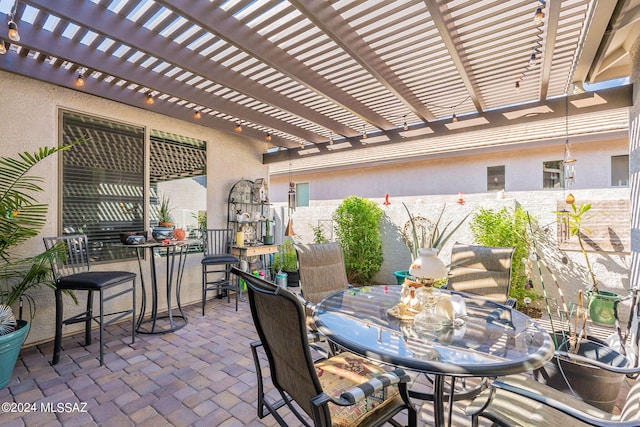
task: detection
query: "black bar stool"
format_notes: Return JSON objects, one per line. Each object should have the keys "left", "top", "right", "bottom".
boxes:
{"left": 43, "top": 234, "right": 136, "bottom": 365}
{"left": 201, "top": 229, "right": 240, "bottom": 314}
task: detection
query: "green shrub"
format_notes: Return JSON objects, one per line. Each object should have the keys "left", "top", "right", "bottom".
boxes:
{"left": 272, "top": 239, "right": 298, "bottom": 271}
{"left": 470, "top": 205, "right": 539, "bottom": 307}
{"left": 333, "top": 196, "right": 383, "bottom": 285}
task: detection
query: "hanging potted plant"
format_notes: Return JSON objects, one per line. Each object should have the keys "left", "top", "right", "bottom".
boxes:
{"left": 0, "top": 145, "right": 75, "bottom": 389}
{"left": 556, "top": 202, "right": 619, "bottom": 326}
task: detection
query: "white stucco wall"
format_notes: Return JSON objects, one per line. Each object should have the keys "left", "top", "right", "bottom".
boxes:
{"left": 1, "top": 71, "right": 269, "bottom": 346}
{"left": 270, "top": 137, "right": 628, "bottom": 201}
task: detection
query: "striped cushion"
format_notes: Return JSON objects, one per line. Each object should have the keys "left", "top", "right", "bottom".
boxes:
{"left": 315, "top": 353, "right": 401, "bottom": 427}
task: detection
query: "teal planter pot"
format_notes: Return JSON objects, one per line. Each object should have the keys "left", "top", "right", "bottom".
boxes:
{"left": 589, "top": 291, "right": 620, "bottom": 326}
{"left": 0, "top": 320, "right": 29, "bottom": 389}
{"left": 393, "top": 270, "right": 411, "bottom": 286}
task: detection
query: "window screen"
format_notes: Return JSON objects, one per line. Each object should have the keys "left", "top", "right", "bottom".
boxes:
{"left": 60, "top": 111, "right": 145, "bottom": 262}
{"left": 611, "top": 155, "right": 629, "bottom": 187}
{"left": 543, "top": 160, "right": 564, "bottom": 189}
{"left": 487, "top": 165, "right": 505, "bottom": 192}
{"left": 296, "top": 182, "right": 310, "bottom": 207}
{"left": 149, "top": 130, "right": 207, "bottom": 250}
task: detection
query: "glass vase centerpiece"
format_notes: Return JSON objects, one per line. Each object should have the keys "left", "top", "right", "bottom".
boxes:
{"left": 408, "top": 248, "right": 448, "bottom": 333}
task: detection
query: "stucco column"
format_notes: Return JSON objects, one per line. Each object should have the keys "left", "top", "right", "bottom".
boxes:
{"left": 630, "top": 34, "right": 640, "bottom": 289}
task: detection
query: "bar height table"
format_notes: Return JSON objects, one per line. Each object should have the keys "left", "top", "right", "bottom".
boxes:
{"left": 132, "top": 239, "right": 197, "bottom": 334}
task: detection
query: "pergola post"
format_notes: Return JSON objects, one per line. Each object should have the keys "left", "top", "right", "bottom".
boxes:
{"left": 629, "top": 33, "right": 640, "bottom": 290}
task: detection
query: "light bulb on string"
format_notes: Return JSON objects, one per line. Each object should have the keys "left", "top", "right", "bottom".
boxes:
{"left": 7, "top": 19, "right": 19, "bottom": 42}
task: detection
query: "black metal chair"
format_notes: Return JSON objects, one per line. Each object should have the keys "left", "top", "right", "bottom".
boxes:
{"left": 231, "top": 266, "right": 417, "bottom": 427}
{"left": 43, "top": 234, "right": 136, "bottom": 366}
{"left": 201, "top": 228, "right": 240, "bottom": 314}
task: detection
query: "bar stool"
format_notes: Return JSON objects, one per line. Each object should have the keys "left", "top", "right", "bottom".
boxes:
{"left": 43, "top": 234, "right": 136, "bottom": 365}
{"left": 201, "top": 228, "right": 240, "bottom": 314}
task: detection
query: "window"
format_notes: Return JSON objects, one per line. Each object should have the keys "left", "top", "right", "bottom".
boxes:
{"left": 611, "top": 155, "right": 629, "bottom": 187}
{"left": 60, "top": 111, "right": 145, "bottom": 262}
{"left": 149, "top": 130, "right": 207, "bottom": 249}
{"left": 543, "top": 160, "right": 564, "bottom": 189}
{"left": 487, "top": 165, "right": 505, "bottom": 192}
{"left": 296, "top": 182, "right": 310, "bottom": 207}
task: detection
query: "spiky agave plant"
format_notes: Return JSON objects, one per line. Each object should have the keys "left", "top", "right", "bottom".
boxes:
{"left": 0, "top": 304, "right": 17, "bottom": 335}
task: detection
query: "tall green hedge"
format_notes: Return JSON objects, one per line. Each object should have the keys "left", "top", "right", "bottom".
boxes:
{"left": 333, "top": 196, "right": 384, "bottom": 285}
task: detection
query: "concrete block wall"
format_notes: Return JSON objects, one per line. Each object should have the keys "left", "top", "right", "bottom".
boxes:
{"left": 274, "top": 187, "right": 630, "bottom": 314}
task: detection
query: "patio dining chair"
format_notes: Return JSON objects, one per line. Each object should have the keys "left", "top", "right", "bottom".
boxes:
{"left": 43, "top": 234, "right": 136, "bottom": 366}
{"left": 295, "top": 242, "right": 350, "bottom": 311}
{"left": 231, "top": 267, "right": 417, "bottom": 427}
{"left": 466, "top": 374, "right": 640, "bottom": 427}
{"left": 446, "top": 242, "right": 516, "bottom": 306}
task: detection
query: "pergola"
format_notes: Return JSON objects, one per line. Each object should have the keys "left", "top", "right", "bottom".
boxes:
{"left": 1, "top": 0, "right": 638, "bottom": 170}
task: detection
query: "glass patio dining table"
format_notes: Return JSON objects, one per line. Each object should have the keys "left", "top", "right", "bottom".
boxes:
{"left": 313, "top": 285, "right": 554, "bottom": 427}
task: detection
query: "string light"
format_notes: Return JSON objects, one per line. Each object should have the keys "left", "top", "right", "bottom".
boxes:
{"left": 146, "top": 93, "right": 154, "bottom": 105}
{"left": 451, "top": 107, "right": 458, "bottom": 123}
{"left": 0, "top": 41, "right": 7, "bottom": 55}
{"left": 194, "top": 110, "right": 201, "bottom": 119}
{"left": 235, "top": 122, "right": 242, "bottom": 132}
{"left": 265, "top": 133, "right": 272, "bottom": 142}
{"left": 533, "top": 1, "right": 545, "bottom": 25}
{"left": 361, "top": 124, "right": 367, "bottom": 139}
{"left": 515, "top": 1, "right": 545, "bottom": 91}
{"left": 7, "top": 1, "right": 19, "bottom": 42}
{"left": 75, "top": 73, "right": 84, "bottom": 87}
{"left": 403, "top": 114, "right": 409, "bottom": 131}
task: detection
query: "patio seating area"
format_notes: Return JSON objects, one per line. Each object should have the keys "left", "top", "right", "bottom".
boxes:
{"left": 1, "top": 288, "right": 634, "bottom": 427}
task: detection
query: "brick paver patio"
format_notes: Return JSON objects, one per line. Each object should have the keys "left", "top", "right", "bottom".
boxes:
{"left": 0, "top": 290, "right": 634, "bottom": 426}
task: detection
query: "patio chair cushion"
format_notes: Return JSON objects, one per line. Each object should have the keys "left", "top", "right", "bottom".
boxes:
{"left": 201, "top": 254, "right": 240, "bottom": 265}
{"left": 56, "top": 271, "right": 137, "bottom": 290}
{"left": 315, "top": 352, "right": 403, "bottom": 427}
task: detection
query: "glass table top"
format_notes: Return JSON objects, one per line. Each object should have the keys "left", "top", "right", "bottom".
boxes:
{"left": 313, "top": 285, "right": 554, "bottom": 377}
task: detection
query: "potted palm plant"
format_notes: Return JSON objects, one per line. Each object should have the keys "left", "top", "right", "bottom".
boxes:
{"left": 0, "top": 145, "right": 74, "bottom": 389}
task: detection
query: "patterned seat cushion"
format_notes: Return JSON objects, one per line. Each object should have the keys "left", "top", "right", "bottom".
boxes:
{"left": 315, "top": 353, "right": 402, "bottom": 427}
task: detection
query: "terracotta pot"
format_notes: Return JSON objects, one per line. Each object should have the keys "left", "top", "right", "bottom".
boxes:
{"left": 173, "top": 228, "right": 186, "bottom": 241}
